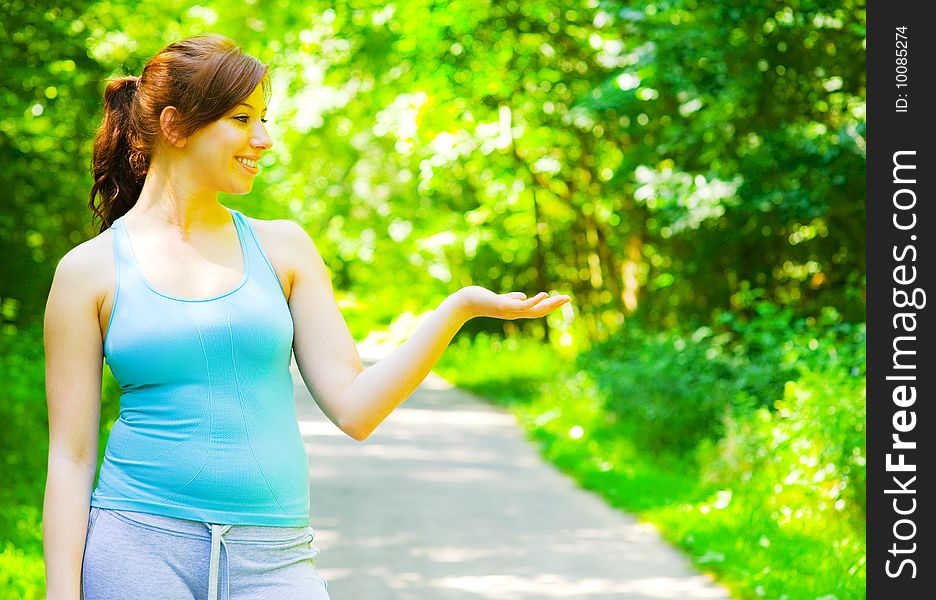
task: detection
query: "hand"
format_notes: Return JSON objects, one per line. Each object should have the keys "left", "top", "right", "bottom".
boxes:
{"left": 456, "top": 285, "right": 572, "bottom": 320}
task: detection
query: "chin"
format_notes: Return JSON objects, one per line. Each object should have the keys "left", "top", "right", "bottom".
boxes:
{"left": 223, "top": 183, "right": 253, "bottom": 195}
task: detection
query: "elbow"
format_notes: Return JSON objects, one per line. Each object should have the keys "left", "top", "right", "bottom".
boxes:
{"left": 48, "top": 444, "right": 99, "bottom": 471}
{"left": 343, "top": 421, "right": 372, "bottom": 442}
{"left": 337, "top": 371, "right": 373, "bottom": 441}
{"left": 342, "top": 428, "right": 371, "bottom": 442}
{"left": 349, "top": 430, "right": 370, "bottom": 442}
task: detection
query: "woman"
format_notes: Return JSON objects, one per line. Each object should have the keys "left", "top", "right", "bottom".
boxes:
{"left": 42, "top": 33, "right": 570, "bottom": 599}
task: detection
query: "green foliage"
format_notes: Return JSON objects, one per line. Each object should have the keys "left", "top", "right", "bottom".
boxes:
{"left": 0, "top": 324, "right": 47, "bottom": 599}
{"left": 577, "top": 303, "right": 864, "bottom": 464}
{"left": 1, "top": 0, "right": 865, "bottom": 344}
{"left": 0, "top": 324, "right": 48, "bottom": 500}
{"left": 578, "top": 305, "right": 864, "bottom": 461}
{"left": 675, "top": 364, "right": 866, "bottom": 599}
{"left": 580, "top": 323, "right": 738, "bottom": 459}
{"left": 0, "top": 0, "right": 113, "bottom": 326}
{"left": 584, "top": 0, "right": 866, "bottom": 326}
{"left": 443, "top": 332, "right": 569, "bottom": 406}
{"left": 698, "top": 365, "right": 867, "bottom": 524}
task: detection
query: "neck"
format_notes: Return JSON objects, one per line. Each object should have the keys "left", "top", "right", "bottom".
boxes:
{"left": 131, "top": 159, "right": 229, "bottom": 235}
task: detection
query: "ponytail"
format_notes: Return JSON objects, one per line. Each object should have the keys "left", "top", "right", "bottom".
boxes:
{"left": 88, "top": 76, "right": 146, "bottom": 233}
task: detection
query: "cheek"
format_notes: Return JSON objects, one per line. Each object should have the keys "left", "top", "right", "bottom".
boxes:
{"left": 186, "top": 125, "right": 244, "bottom": 170}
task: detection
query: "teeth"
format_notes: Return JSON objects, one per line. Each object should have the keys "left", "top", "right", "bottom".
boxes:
{"left": 236, "top": 157, "right": 258, "bottom": 168}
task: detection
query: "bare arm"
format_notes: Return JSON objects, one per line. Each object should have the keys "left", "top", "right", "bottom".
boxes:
{"left": 337, "top": 291, "right": 470, "bottom": 440}
{"left": 340, "top": 287, "right": 568, "bottom": 440}
{"left": 42, "top": 247, "right": 105, "bottom": 600}
{"left": 284, "top": 220, "right": 569, "bottom": 441}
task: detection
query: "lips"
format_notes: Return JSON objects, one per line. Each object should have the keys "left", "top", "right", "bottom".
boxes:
{"left": 235, "top": 157, "right": 259, "bottom": 174}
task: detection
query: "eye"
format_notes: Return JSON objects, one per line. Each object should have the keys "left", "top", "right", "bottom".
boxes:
{"left": 234, "top": 116, "right": 269, "bottom": 124}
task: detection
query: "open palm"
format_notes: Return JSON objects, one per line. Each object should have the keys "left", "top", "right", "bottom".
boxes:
{"left": 457, "top": 285, "right": 571, "bottom": 320}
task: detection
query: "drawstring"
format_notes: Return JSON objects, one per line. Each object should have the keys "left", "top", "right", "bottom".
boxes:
{"left": 202, "top": 522, "right": 320, "bottom": 598}
{"left": 206, "top": 523, "right": 232, "bottom": 600}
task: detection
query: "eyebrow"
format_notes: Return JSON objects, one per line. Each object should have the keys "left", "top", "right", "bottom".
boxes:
{"left": 237, "top": 103, "right": 268, "bottom": 112}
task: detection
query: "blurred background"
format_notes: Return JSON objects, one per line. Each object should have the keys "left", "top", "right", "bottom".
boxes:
{"left": 1, "top": 1, "right": 865, "bottom": 598}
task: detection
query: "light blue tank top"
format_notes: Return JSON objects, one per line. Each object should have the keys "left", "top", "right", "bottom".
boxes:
{"left": 90, "top": 207, "right": 310, "bottom": 526}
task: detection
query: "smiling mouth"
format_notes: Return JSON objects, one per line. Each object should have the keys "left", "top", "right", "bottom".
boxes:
{"left": 236, "top": 157, "right": 259, "bottom": 173}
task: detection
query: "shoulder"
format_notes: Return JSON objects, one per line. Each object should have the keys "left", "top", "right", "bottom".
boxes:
{"left": 243, "top": 213, "right": 314, "bottom": 242}
{"left": 61, "top": 227, "right": 114, "bottom": 271}
{"left": 239, "top": 213, "right": 329, "bottom": 293}
{"left": 50, "top": 228, "right": 115, "bottom": 311}
{"left": 241, "top": 213, "right": 322, "bottom": 260}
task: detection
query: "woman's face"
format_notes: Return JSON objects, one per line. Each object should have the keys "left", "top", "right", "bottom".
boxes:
{"left": 181, "top": 82, "right": 273, "bottom": 195}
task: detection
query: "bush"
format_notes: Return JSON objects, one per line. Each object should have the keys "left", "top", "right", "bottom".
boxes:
{"left": 578, "top": 324, "right": 738, "bottom": 458}
{"left": 578, "top": 305, "right": 865, "bottom": 463}
{"left": 0, "top": 323, "right": 48, "bottom": 500}
{"left": 699, "top": 364, "right": 867, "bottom": 527}
{"left": 0, "top": 323, "right": 48, "bottom": 599}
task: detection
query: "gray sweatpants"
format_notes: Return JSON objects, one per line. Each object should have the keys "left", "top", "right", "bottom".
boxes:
{"left": 80, "top": 506, "right": 330, "bottom": 600}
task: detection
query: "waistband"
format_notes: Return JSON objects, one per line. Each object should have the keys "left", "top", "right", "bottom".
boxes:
{"left": 96, "top": 507, "right": 316, "bottom": 600}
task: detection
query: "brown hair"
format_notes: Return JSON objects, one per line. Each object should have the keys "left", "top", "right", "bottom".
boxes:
{"left": 88, "top": 33, "right": 270, "bottom": 233}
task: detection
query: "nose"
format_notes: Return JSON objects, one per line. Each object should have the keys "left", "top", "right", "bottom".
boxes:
{"left": 251, "top": 122, "right": 273, "bottom": 152}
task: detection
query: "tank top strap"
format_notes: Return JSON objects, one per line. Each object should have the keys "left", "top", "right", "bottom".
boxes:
{"left": 226, "top": 207, "right": 255, "bottom": 271}
{"left": 227, "top": 207, "right": 287, "bottom": 301}
{"left": 108, "top": 215, "right": 143, "bottom": 290}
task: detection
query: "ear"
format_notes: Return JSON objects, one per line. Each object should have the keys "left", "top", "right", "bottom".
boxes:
{"left": 159, "top": 106, "right": 187, "bottom": 148}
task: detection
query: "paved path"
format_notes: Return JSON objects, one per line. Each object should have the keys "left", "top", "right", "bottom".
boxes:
{"left": 291, "top": 357, "right": 731, "bottom": 600}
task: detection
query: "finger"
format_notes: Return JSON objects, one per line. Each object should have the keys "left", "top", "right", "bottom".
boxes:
{"left": 507, "top": 291, "right": 527, "bottom": 299}
{"left": 536, "top": 295, "right": 570, "bottom": 312}
{"left": 544, "top": 295, "right": 568, "bottom": 306}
